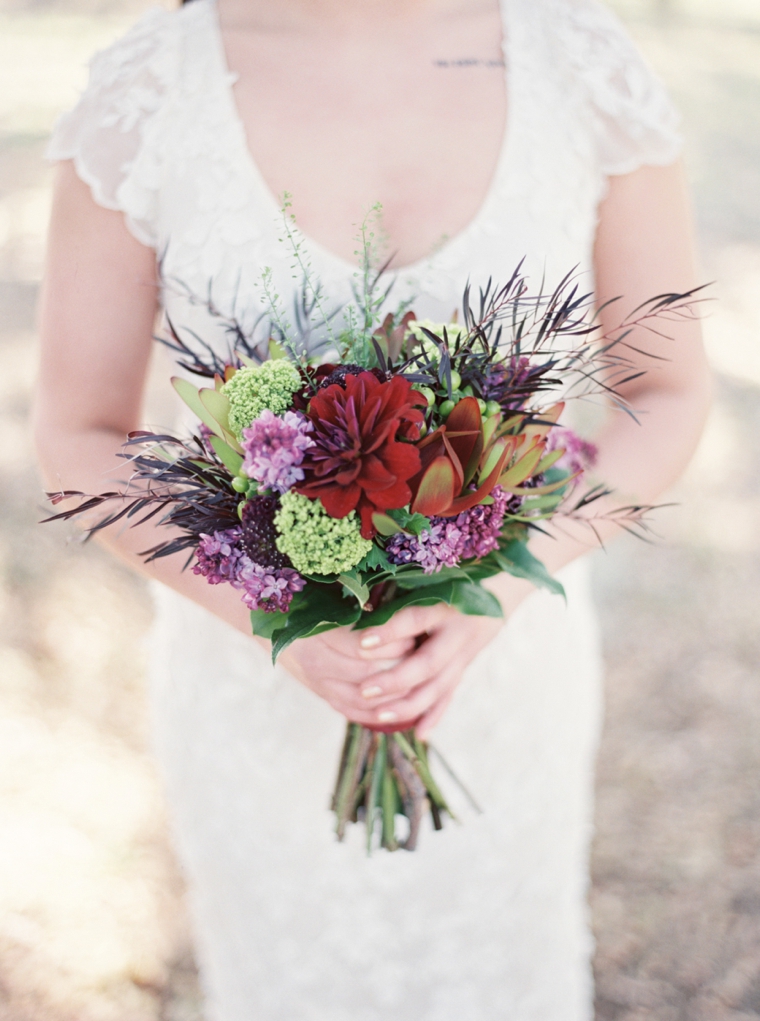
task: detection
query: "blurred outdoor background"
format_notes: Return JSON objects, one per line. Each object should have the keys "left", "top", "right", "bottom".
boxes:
{"left": 0, "top": 0, "right": 759, "bottom": 1017}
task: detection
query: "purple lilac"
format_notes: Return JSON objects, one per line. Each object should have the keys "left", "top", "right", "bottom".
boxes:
{"left": 386, "top": 486, "right": 509, "bottom": 574}
{"left": 193, "top": 527, "right": 305, "bottom": 612}
{"left": 237, "top": 561, "right": 305, "bottom": 613}
{"left": 193, "top": 528, "right": 247, "bottom": 585}
{"left": 385, "top": 519, "right": 465, "bottom": 574}
{"left": 546, "top": 427, "right": 597, "bottom": 479}
{"left": 455, "top": 485, "right": 510, "bottom": 560}
{"left": 241, "top": 410, "right": 314, "bottom": 494}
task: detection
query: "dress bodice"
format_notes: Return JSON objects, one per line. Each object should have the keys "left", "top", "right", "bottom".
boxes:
{"left": 48, "top": 0, "right": 681, "bottom": 349}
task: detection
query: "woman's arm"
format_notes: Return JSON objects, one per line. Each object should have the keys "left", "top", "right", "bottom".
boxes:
{"left": 34, "top": 162, "right": 413, "bottom": 694}
{"left": 352, "top": 161, "right": 712, "bottom": 737}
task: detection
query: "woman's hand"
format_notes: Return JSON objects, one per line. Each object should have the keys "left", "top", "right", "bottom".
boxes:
{"left": 288, "top": 573, "right": 533, "bottom": 738}
{"left": 278, "top": 625, "right": 416, "bottom": 718}
{"left": 352, "top": 605, "right": 504, "bottom": 739}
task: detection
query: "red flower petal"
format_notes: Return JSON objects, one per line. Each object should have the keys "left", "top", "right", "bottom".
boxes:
{"left": 318, "top": 484, "right": 361, "bottom": 519}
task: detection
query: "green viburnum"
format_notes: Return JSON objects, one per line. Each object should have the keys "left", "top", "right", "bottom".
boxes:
{"left": 274, "top": 492, "right": 373, "bottom": 576}
{"left": 222, "top": 360, "right": 302, "bottom": 434}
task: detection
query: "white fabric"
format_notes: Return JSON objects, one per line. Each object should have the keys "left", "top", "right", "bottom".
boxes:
{"left": 48, "top": 1, "right": 681, "bottom": 1018}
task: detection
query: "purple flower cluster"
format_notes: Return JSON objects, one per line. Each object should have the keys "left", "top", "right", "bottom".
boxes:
{"left": 241, "top": 410, "right": 314, "bottom": 494}
{"left": 193, "top": 527, "right": 304, "bottom": 612}
{"left": 386, "top": 486, "right": 509, "bottom": 574}
{"left": 237, "top": 561, "right": 305, "bottom": 613}
{"left": 456, "top": 486, "right": 510, "bottom": 560}
{"left": 546, "top": 427, "right": 597, "bottom": 480}
{"left": 385, "top": 519, "right": 465, "bottom": 574}
{"left": 193, "top": 529, "right": 247, "bottom": 585}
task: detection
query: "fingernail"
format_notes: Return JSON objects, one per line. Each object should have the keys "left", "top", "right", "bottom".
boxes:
{"left": 378, "top": 710, "right": 398, "bottom": 723}
{"left": 362, "top": 685, "right": 383, "bottom": 699}
{"left": 360, "top": 634, "right": 381, "bottom": 649}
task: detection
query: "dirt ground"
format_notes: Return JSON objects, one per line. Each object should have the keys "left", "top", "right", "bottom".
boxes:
{"left": 0, "top": 1, "right": 759, "bottom": 1018}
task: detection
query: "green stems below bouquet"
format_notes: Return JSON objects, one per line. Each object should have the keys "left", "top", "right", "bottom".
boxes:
{"left": 332, "top": 723, "right": 454, "bottom": 852}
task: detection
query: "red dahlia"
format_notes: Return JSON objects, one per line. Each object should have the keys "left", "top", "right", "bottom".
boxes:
{"left": 295, "top": 371, "right": 426, "bottom": 538}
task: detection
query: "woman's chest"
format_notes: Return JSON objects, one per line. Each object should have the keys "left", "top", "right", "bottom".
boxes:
{"left": 158, "top": 0, "right": 603, "bottom": 319}
{"left": 218, "top": 4, "right": 508, "bottom": 268}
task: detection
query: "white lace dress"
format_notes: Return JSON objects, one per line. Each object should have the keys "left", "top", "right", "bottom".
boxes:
{"left": 48, "top": 2, "right": 681, "bottom": 1018}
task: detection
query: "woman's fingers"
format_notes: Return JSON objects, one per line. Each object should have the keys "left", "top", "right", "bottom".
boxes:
{"left": 362, "top": 665, "right": 462, "bottom": 728}
{"left": 320, "top": 626, "right": 416, "bottom": 663}
{"left": 357, "top": 627, "right": 451, "bottom": 701}
{"left": 355, "top": 604, "right": 455, "bottom": 656}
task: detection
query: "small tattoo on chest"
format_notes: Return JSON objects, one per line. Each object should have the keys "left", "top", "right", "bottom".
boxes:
{"left": 433, "top": 57, "right": 505, "bottom": 69}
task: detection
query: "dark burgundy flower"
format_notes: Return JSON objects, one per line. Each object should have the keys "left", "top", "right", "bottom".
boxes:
{"left": 295, "top": 371, "right": 426, "bottom": 538}
{"left": 240, "top": 495, "right": 292, "bottom": 570}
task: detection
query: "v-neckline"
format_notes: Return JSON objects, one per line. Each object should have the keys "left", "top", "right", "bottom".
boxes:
{"left": 206, "top": 0, "right": 517, "bottom": 277}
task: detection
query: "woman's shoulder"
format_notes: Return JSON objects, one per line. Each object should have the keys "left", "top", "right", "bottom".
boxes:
{"left": 46, "top": 1, "right": 217, "bottom": 244}
{"left": 521, "top": 0, "right": 683, "bottom": 175}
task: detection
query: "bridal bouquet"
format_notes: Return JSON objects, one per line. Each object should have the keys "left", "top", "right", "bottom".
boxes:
{"left": 45, "top": 230, "right": 698, "bottom": 851}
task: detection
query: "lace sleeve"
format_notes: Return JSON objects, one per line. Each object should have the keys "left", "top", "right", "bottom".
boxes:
{"left": 556, "top": 0, "right": 682, "bottom": 176}
{"left": 46, "top": 7, "right": 178, "bottom": 247}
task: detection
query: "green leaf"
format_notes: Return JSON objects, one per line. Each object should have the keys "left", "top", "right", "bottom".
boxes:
{"left": 393, "top": 565, "right": 474, "bottom": 589}
{"left": 386, "top": 508, "right": 432, "bottom": 536}
{"left": 198, "top": 388, "right": 242, "bottom": 452}
{"left": 534, "top": 448, "right": 565, "bottom": 474}
{"left": 449, "top": 582, "right": 503, "bottom": 618}
{"left": 520, "top": 493, "right": 565, "bottom": 511}
{"left": 339, "top": 571, "right": 371, "bottom": 608}
{"left": 462, "top": 555, "right": 505, "bottom": 583}
{"left": 495, "top": 539, "right": 566, "bottom": 598}
{"left": 355, "top": 576, "right": 503, "bottom": 628}
{"left": 172, "top": 377, "right": 224, "bottom": 438}
{"left": 354, "top": 583, "right": 457, "bottom": 629}
{"left": 371, "top": 512, "right": 402, "bottom": 536}
{"left": 270, "top": 586, "right": 362, "bottom": 661}
{"left": 356, "top": 544, "right": 395, "bottom": 573}
{"left": 250, "top": 607, "right": 290, "bottom": 639}
{"left": 209, "top": 435, "right": 244, "bottom": 475}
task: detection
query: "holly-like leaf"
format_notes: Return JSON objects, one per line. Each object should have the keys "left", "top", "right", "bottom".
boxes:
{"left": 357, "top": 544, "right": 395, "bottom": 573}
{"left": 385, "top": 508, "right": 432, "bottom": 536}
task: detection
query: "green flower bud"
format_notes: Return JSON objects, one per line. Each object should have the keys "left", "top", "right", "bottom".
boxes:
{"left": 485, "top": 400, "right": 502, "bottom": 418}
{"left": 231, "top": 476, "right": 247, "bottom": 493}
{"left": 448, "top": 369, "right": 462, "bottom": 392}
{"left": 222, "top": 360, "right": 301, "bottom": 434}
{"left": 439, "top": 399, "right": 456, "bottom": 419}
{"left": 414, "top": 385, "right": 436, "bottom": 407}
{"left": 274, "top": 491, "right": 373, "bottom": 576}
{"left": 477, "top": 398, "right": 487, "bottom": 414}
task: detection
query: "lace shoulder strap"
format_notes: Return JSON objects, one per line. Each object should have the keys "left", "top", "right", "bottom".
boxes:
{"left": 549, "top": 0, "right": 682, "bottom": 175}
{"left": 46, "top": 5, "right": 182, "bottom": 246}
